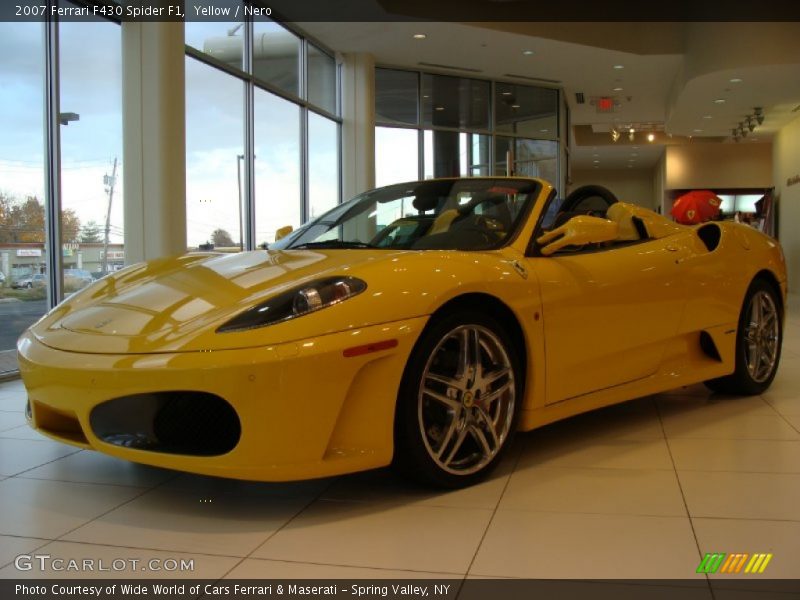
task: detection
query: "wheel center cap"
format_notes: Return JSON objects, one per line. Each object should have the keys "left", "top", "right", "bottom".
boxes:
{"left": 462, "top": 391, "right": 474, "bottom": 408}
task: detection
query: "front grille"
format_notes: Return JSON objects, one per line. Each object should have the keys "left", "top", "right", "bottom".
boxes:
{"left": 90, "top": 391, "right": 241, "bottom": 456}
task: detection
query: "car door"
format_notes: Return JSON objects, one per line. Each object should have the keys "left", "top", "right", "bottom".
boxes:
{"left": 531, "top": 234, "right": 692, "bottom": 404}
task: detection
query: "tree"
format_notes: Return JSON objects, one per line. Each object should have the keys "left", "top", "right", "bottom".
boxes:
{"left": 0, "top": 192, "right": 81, "bottom": 243}
{"left": 80, "top": 220, "right": 103, "bottom": 243}
{"left": 211, "top": 228, "right": 235, "bottom": 247}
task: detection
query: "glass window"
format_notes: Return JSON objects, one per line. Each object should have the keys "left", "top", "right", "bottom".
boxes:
{"left": 0, "top": 22, "right": 47, "bottom": 358}
{"left": 423, "top": 131, "right": 490, "bottom": 179}
{"left": 308, "top": 112, "right": 339, "bottom": 219}
{"left": 59, "top": 15, "right": 123, "bottom": 287}
{"left": 273, "top": 178, "right": 538, "bottom": 252}
{"left": 375, "top": 68, "right": 418, "bottom": 125}
{"left": 307, "top": 44, "right": 336, "bottom": 114}
{"left": 252, "top": 20, "right": 300, "bottom": 96}
{"left": 494, "top": 137, "right": 558, "bottom": 185}
{"left": 254, "top": 88, "right": 301, "bottom": 247}
{"left": 185, "top": 56, "right": 245, "bottom": 250}
{"left": 515, "top": 139, "right": 558, "bottom": 184}
{"left": 185, "top": 2, "right": 245, "bottom": 72}
{"left": 421, "top": 73, "right": 490, "bottom": 130}
{"left": 495, "top": 83, "right": 558, "bottom": 139}
{"left": 376, "top": 127, "right": 419, "bottom": 186}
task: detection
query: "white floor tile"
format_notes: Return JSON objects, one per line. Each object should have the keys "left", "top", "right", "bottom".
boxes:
{"left": 0, "top": 411, "right": 26, "bottom": 432}
{"left": 679, "top": 471, "right": 800, "bottom": 521}
{"left": 252, "top": 499, "right": 492, "bottom": 574}
{"left": 225, "top": 558, "right": 455, "bottom": 579}
{"left": 517, "top": 433, "right": 674, "bottom": 470}
{"left": 0, "top": 478, "right": 144, "bottom": 538}
{"left": 500, "top": 466, "right": 686, "bottom": 516}
{"left": 321, "top": 456, "right": 514, "bottom": 510}
{"left": 669, "top": 438, "right": 800, "bottom": 473}
{"left": 63, "top": 487, "right": 314, "bottom": 557}
{"left": 0, "top": 438, "right": 81, "bottom": 477}
{"left": 19, "top": 450, "right": 175, "bottom": 488}
{"left": 471, "top": 511, "right": 702, "bottom": 579}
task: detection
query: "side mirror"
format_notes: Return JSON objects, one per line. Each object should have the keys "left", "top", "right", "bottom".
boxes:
{"left": 537, "top": 215, "right": 619, "bottom": 256}
{"left": 274, "top": 225, "right": 294, "bottom": 242}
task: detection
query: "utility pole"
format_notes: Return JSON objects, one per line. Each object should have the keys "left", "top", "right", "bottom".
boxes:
{"left": 102, "top": 157, "right": 117, "bottom": 274}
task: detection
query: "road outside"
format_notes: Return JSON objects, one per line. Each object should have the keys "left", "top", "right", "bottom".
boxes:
{"left": 0, "top": 298, "right": 47, "bottom": 351}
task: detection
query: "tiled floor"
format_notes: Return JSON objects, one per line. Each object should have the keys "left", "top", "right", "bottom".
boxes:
{"left": 0, "top": 296, "right": 798, "bottom": 583}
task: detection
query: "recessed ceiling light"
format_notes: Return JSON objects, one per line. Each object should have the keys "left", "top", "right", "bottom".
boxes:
{"left": 631, "top": 153, "right": 638, "bottom": 157}
{"left": 729, "top": 77, "right": 742, "bottom": 83}
{"left": 522, "top": 50, "right": 534, "bottom": 55}
{"left": 592, "top": 153, "right": 599, "bottom": 157}
{"left": 632, "top": 146, "right": 639, "bottom": 150}
{"left": 713, "top": 98, "right": 726, "bottom": 104}
{"left": 613, "top": 64, "right": 625, "bottom": 70}
{"left": 593, "top": 165, "right": 600, "bottom": 169}
{"left": 540, "top": 129, "right": 549, "bottom": 133}
{"left": 434, "top": 106, "right": 445, "bottom": 111}
{"left": 593, "top": 160, "right": 600, "bottom": 163}
{"left": 627, "top": 164, "right": 633, "bottom": 168}
{"left": 501, "top": 91, "right": 512, "bottom": 96}
{"left": 694, "top": 129, "right": 703, "bottom": 133}
{"left": 613, "top": 87, "right": 624, "bottom": 92}
{"left": 422, "top": 95, "right": 429, "bottom": 99}
{"left": 702, "top": 115, "right": 713, "bottom": 119}
{"left": 413, "top": 33, "right": 427, "bottom": 40}
{"left": 511, "top": 104, "right": 520, "bottom": 109}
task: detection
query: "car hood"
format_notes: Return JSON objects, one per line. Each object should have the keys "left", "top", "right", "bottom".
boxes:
{"left": 31, "top": 249, "right": 426, "bottom": 354}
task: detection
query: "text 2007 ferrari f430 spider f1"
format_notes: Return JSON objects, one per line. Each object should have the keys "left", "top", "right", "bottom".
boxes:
{"left": 18, "top": 178, "right": 787, "bottom": 487}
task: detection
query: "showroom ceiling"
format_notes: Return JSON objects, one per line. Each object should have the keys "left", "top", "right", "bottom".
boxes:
{"left": 299, "top": 20, "right": 800, "bottom": 170}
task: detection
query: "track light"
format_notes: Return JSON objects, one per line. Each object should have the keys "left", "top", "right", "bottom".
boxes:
{"left": 628, "top": 127, "right": 635, "bottom": 142}
{"left": 611, "top": 128, "right": 620, "bottom": 142}
{"left": 746, "top": 116, "right": 755, "bottom": 132}
{"left": 754, "top": 107, "right": 764, "bottom": 125}
{"left": 647, "top": 133, "right": 655, "bottom": 142}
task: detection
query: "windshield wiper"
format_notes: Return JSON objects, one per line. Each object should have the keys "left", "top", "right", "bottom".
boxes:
{"left": 291, "top": 240, "right": 375, "bottom": 249}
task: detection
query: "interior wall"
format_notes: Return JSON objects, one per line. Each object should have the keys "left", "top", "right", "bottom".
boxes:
{"left": 569, "top": 168, "right": 656, "bottom": 208}
{"left": 665, "top": 143, "right": 773, "bottom": 191}
{"left": 774, "top": 113, "right": 800, "bottom": 293}
{"left": 653, "top": 152, "right": 667, "bottom": 214}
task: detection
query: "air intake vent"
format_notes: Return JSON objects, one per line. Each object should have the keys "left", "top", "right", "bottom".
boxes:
{"left": 575, "top": 92, "right": 585, "bottom": 104}
{"left": 418, "top": 62, "right": 482, "bottom": 74}
{"left": 503, "top": 73, "right": 561, "bottom": 84}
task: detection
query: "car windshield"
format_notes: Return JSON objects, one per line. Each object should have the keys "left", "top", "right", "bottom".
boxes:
{"left": 272, "top": 178, "right": 540, "bottom": 251}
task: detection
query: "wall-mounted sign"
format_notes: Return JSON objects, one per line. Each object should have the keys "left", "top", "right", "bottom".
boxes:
{"left": 787, "top": 174, "right": 800, "bottom": 187}
{"left": 16, "top": 249, "right": 42, "bottom": 257}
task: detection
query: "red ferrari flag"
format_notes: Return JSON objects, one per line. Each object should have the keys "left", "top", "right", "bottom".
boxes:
{"left": 671, "top": 190, "right": 722, "bottom": 224}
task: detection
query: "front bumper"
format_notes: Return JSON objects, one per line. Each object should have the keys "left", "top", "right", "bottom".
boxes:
{"left": 18, "top": 316, "right": 427, "bottom": 481}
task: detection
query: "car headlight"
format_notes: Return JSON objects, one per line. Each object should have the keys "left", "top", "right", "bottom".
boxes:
{"left": 217, "top": 276, "right": 367, "bottom": 333}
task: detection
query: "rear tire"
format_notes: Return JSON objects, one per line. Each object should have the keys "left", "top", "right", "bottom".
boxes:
{"left": 393, "top": 310, "right": 521, "bottom": 488}
{"left": 705, "top": 278, "right": 782, "bottom": 395}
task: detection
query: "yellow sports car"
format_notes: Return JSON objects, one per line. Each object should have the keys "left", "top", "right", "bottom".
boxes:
{"left": 18, "top": 178, "right": 787, "bottom": 487}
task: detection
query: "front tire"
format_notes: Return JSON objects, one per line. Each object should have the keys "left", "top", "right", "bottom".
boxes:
{"left": 705, "top": 278, "right": 782, "bottom": 395}
{"left": 394, "top": 311, "right": 521, "bottom": 488}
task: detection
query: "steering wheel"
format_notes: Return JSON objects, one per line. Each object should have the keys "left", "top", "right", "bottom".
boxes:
{"left": 559, "top": 184, "right": 619, "bottom": 216}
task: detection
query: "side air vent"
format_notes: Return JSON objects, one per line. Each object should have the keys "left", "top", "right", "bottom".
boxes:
{"left": 700, "top": 331, "right": 722, "bottom": 362}
{"left": 697, "top": 223, "right": 722, "bottom": 252}
{"left": 575, "top": 92, "right": 585, "bottom": 104}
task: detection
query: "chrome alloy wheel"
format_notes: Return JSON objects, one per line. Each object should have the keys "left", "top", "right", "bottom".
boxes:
{"left": 743, "top": 290, "right": 780, "bottom": 383}
{"left": 418, "top": 324, "right": 516, "bottom": 476}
